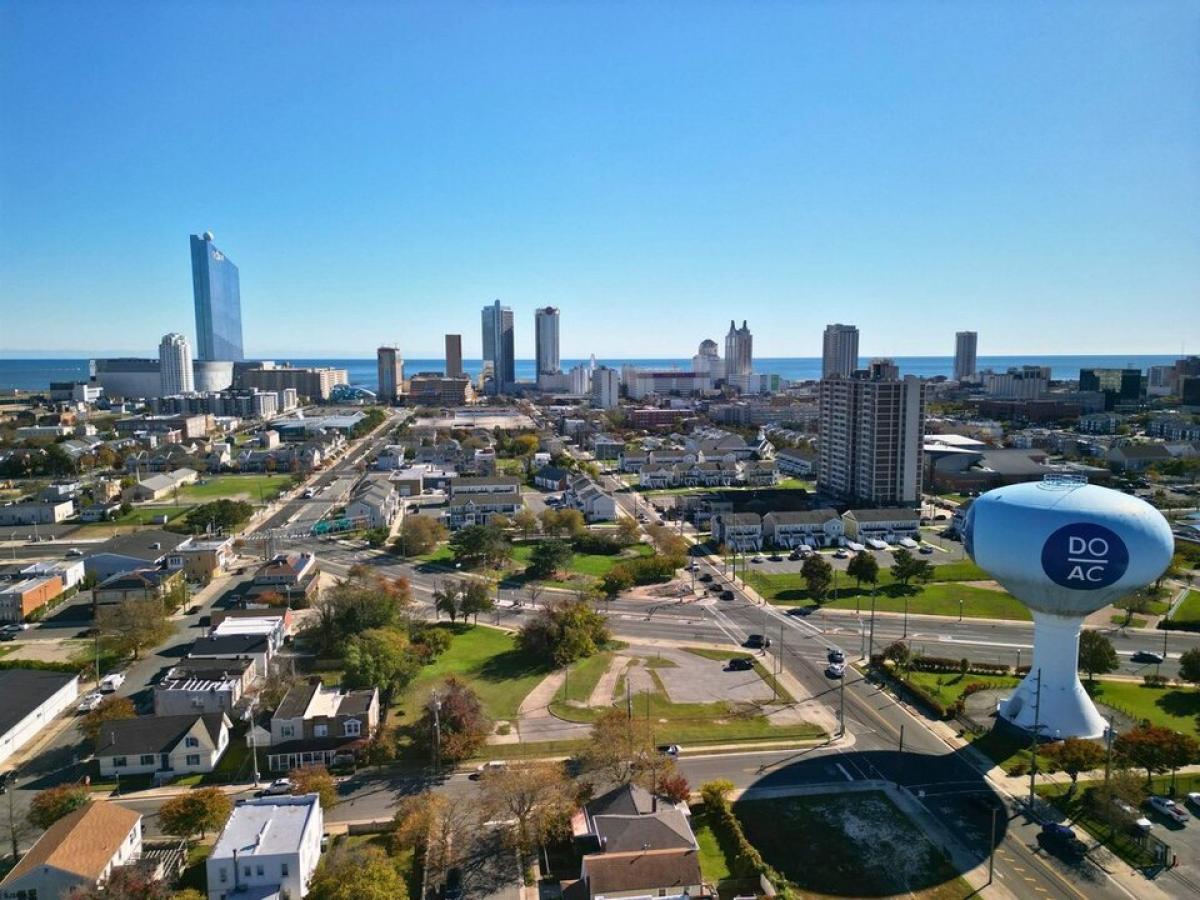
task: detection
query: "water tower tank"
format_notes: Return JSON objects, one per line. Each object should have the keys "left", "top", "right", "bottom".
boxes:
{"left": 964, "top": 476, "right": 1173, "bottom": 738}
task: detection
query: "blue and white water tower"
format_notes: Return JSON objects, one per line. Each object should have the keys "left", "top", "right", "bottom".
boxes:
{"left": 964, "top": 476, "right": 1174, "bottom": 739}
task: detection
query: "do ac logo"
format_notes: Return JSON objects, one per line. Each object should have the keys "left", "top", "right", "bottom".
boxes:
{"left": 1040, "top": 522, "right": 1129, "bottom": 590}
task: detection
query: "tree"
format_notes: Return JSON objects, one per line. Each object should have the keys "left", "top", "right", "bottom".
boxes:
{"left": 343, "top": 627, "right": 419, "bottom": 697}
{"left": 80, "top": 695, "right": 137, "bottom": 743}
{"left": 700, "top": 779, "right": 735, "bottom": 810}
{"left": 390, "top": 790, "right": 446, "bottom": 854}
{"left": 1090, "top": 767, "right": 1147, "bottom": 830}
{"left": 290, "top": 765, "right": 338, "bottom": 809}
{"left": 450, "top": 524, "right": 512, "bottom": 569}
{"left": 1043, "top": 738, "right": 1106, "bottom": 795}
{"left": 1115, "top": 724, "right": 1177, "bottom": 784}
{"left": 308, "top": 845, "right": 408, "bottom": 900}
{"left": 158, "top": 787, "right": 232, "bottom": 841}
{"left": 658, "top": 773, "right": 691, "bottom": 804}
{"left": 518, "top": 597, "right": 610, "bottom": 667}
{"left": 1180, "top": 647, "right": 1200, "bottom": 686}
{"left": 67, "top": 865, "right": 171, "bottom": 899}
{"left": 539, "top": 508, "right": 565, "bottom": 537}
{"left": 513, "top": 508, "right": 539, "bottom": 540}
{"left": 846, "top": 551, "right": 879, "bottom": 590}
{"left": 27, "top": 784, "right": 90, "bottom": 830}
{"left": 600, "top": 567, "right": 634, "bottom": 599}
{"left": 433, "top": 582, "right": 462, "bottom": 622}
{"left": 458, "top": 579, "right": 495, "bottom": 624}
{"left": 616, "top": 517, "right": 641, "bottom": 546}
{"left": 311, "top": 569, "right": 412, "bottom": 653}
{"left": 556, "top": 509, "right": 587, "bottom": 538}
{"left": 881, "top": 640, "right": 912, "bottom": 671}
{"left": 577, "top": 709, "right": 661, "bottom": 786}
{"left": 184, "top": 498, "right": 254, "bottom": 533}
{"left": 890, "top": 549, "right": 923, "bottom": 587}
{"left": 645, "top": 524, "right": 687, "bottom": 559}
{"left": 479, "top": 761, "right": 573, "bottom": 858}
{"left": 395, "top": 515, "right": 447, "bottom": 556}
{"left": 1163, "top": 729, "right": 1200, "bottom": 791}
{"left": 1077, "top": 630, "right": 1119, "bottom": 684}
{"left": 97, "top": 599, "right": 172, "bottom": 661}
{"left": 800, "top": 554, "right": 833, "bottom": 600}
{"left": 419, "top": 677, "right": 491, "bottom": 763}
{"left": 528, "top": 540, "right": 575, "bottom": 579}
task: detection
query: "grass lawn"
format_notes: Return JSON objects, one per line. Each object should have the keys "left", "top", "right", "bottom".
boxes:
{"left": 1170, "top": 590, "right": 1200, "bottom": 624}
{"left": 113, "top": 504, "right": 191, "bottom": 525}
{"left": 550, "top": 651, "right": 614, "bottom": 712}
{"left": 1115, "top": 594, "right": 1171, "bottom": 617}
{"left": 177, "top": 843, "right": 211, "bottom": 893}
{"left": 1086, "top": 680, "right": 1200, "bottom": 737}
{"left": 734, "top": 793, "right": 973, "bottom": 899}
{"left": 1110, "top": 615, "right": 1149, "bottom": 628}
{"left": 392, "top": 624, "right": 548, "bottom": 729}
{"left": 204, "top": 738, "right": 254, "bottom": 783}
{"left": 509, "top": 540, "right": 653, "bottom": 579}
{"left": 415, "top": 545, "right": 456, "bottom": 566}
{"left": 691, "top": 806, "right": 759, "bottom": 900}
{"left": 178, "top": 474, "right": 291, "bottom": 502}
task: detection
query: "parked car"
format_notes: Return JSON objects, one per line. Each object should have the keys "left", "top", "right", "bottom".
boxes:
{"left": 827, "top": 648, "right": 845, "bottom": 664}
{"left": 720, "top": 590, "right": 735, "bottom": 601}
{"left": 98, "top": 672, "right": 125, "bottom": 693}
{"left": 65, "top": 548, "right": 84, "bottom": 557}
{"left": 261, "top": 778, "right": 295, "bottom": 796}
{"left": 685, "top": 562, "right": 699, "bottom": 571}
{"left": 768, "top": 554, "right": 782, "bottom": 562}
{"left": 744, "top": 634, "right": 771, "bottom": 649}
{"left": 918, "top": 545, "right": 934, "bottom": 555}
{"left": 658, "top": 744, "right": 681, "bottom": 757}
{"left": 728, "top": 657, "right": 755, "bottom": 671}
{"left": 751, "top": 556, "right": 765, "bottom": 564}
{"left": 77, "top": 692, "right": 104, "bottom": 713}
{"left": 471, "top": 761, "right": 508, "bottom": 780}
{"left": 0, "top": 624, "right": 21, "bottom": 634}
{"left": 0, "top": 633, "right": 14, "bottom": 642}
{"left": 1148, "top": 795, "right": 1189, "bottom": 825}
{"left": 1132, "top": 650, "right": 1165, "bottom": 664}
{"left": 699, "top": 573, "right": 713, "bottom": 583}
{"left": 787, "top": 551, "right": 802, "bottom": 561}
{"left": 825, "top": 662, "right": 846, "bottom": 679}
{"left": 1186, "top": 792, "right": 1200, "bottom": 814}
{"left": 833, "top": 550, "right": 849, "bottom": 559}
{"left": 1112, "top": 799, "right": 1153, "bottom": 832}
{"left": 1038, "top": 823, "right": 1087, "bottom": 859}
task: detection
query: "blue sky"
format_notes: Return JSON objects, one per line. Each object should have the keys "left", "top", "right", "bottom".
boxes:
{"left": 1, "top": 1, "right": 1197, "bottom": 360}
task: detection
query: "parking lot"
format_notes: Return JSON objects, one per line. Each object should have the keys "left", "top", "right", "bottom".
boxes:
{"left": 736, "top": 529, "right": 967, "bottom": 577}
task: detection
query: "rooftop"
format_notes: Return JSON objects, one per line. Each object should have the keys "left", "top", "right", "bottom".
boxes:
{"left": 0, "top": 802, "right": 140, "bottom": 888}
{"left": 0, "top": 669, "right": 78, "bottom": 738}
{"left": 211, "top": 795, "right": 320, "bottom": 860}
{"left": 94, "top": 713, "right": 227, "bottom": 757}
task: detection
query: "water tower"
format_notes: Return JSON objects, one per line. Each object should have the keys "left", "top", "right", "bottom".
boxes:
{"left": 964, "top": 475, "right": 1174, "bottom": 739}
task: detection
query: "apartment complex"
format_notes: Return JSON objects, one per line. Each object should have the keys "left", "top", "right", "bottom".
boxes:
{"left": 444, "top": 333, "right": 463, "bottom": 377}
{"left": 159, "top": 332, "right": 194, "bottom": 395}
{"left": 481, "top": 299, "right": 515, "bottom": 392}
{"left": 818, "top": 361, "right": 925, "bottom": 506}
{"left": 376, "top": 346, "right": 403, "bottom": 403}
{"left": 821, "top": 323, "right": 859, "bottom": 379}
{"left": 953, "top": 331, "right": 977, "bottom": 382}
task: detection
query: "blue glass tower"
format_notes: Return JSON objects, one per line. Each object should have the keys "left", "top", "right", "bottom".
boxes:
{"left": 190, "top": 232, "right": 244, "bottom": 361}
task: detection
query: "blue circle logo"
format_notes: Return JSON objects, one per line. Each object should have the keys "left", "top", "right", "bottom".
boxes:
{"left": 1041, "top": 523, "right": 1129, "bottom": 590}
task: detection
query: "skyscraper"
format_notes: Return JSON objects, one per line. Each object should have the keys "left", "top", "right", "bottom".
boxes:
{"left": 818, "top": 367, "right": 925, "bottom": 506}
{"left": 158, "top": 333, "right": 194, "bottom": 395}
{"left": 591, "top": 366, "right": 621, "bottom": 410}
{"left": 822, "top": 324, "right": 859, "bottom": 379}
{"left": 190, "top": 232, "right": 244, "bottom": 361}
{"left": 481, "top": 300, "right": 514, "bottom": 393}
{"left": 377, "top": 346, "right": 404, "bottom": 403}
{"left": 954, "top": 331, "right": 978, "bottom": 382}
{"left": 535, "top": 307, "right": 561, "bottom": 380}
{"left": 445, "top": 334, "right": 463, "bottom": 377}
{"left": 724, "top": 320, "right": 753, "bottom": 377}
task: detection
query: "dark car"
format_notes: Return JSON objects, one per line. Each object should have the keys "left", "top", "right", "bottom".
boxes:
{"left": 768, "top": 554, "right": 782, "bottom": 562}
{"left": 699, "top": 573, "right": 713, "bottom": 582}
{"left": 720, "top": 590, "right": 735, "bottom": 601}
{"left": 442, "top": 867, "right": 464, "bottom": 900}
{"left": 0, "top": 633, "right": 14, "bottom": 643}
{"left": 827, "top": 648, "right": 845, "bottom": 664}
{"left": 728, "top": 656, "right": 754, "bottom": 671}
{"left": 744, "top": 634, "right": 771, "bottom": 649}
{"left": 1038, "top": 823, "right": 1087, "bottom": 860}
{"left": 787, "top": 551, "right": 802, "bottom": 561}
{"left": 1132, "top": 650, "right": 1165, "bottom": 664}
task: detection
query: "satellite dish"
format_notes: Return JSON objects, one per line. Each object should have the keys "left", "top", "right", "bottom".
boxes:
{"left": 965, "top": 476, "right": 1173, "bottom": 738}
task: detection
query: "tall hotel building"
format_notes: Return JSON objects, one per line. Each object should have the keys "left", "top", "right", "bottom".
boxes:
{"left": 190, "top": 232, "right": 244, "bottom": 361}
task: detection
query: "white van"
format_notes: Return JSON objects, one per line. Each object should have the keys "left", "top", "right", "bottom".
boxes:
{"left": 98, "top": 672, "right": 126, "bottom": 693}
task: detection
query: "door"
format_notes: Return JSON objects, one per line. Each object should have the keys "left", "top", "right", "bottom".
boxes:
{"left": 161, "top": 754, "right": 173, "bottom": 771}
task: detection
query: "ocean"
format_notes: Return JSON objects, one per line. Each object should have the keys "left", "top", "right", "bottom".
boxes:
{"left": 0, "top": 354, "right": 1181, "bottom": 393}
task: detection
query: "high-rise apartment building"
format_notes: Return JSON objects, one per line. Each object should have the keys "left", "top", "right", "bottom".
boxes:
{"left": 818, "top": 368, "right": 925, "bottom": 506}
{"left": 591, "top": 366, "right": 621, "bottom": 410}
{"left": 444, "top": 334, "right": 463, "bottom": 377}
{"left": 724, "top": 320, "right": 753, "bottom": 377}
{"left": 535, "top": 307, "right": 561, "bottom": 381}
{"left": 1079, "top": 368, "right": 1144, "bottom": 411}
{"left": 954, "top": 331, "right": 978, "bottom": 382}
{"left": 822, "top": 324, "right": 859, "bottom": 379}
{"left": 190, "top": 232, "right": 244, "bottom": 361}
{"left": 376, "top": 346, "right": 404, "bottom": 403}
{"left": 481, "top": 300, "right": 515, "bottom": 393}
{"left": 158, "top": 333, "right": 194, "bottom": 396}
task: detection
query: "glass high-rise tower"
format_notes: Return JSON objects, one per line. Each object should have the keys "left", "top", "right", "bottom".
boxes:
{"left": 191, "top": 232, "right": 244, "bottom": 361}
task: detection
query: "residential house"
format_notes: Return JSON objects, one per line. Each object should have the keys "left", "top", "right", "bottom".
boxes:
{"left": 617, "top": 451, "right": 648, "bottom": 473}
{"left": 0, "top": 670, "right": 80, "bottom": 765}
{"left": 0, "top": 575, "right": 64, "bottom": 623}
{"left": 712, "top": 513, "right": 763, "bottom": 551}
{"left": 741, "top": 459, "right": 779, "bottom": 487}
{"left": 762, "top": 509, "right": 843, "bottom": 549}
{"left": 774, "top": 447, "right": 817, "bottom": 477}
{"left": 449, "top": 475, "right": 521, "bottom": 497}
{"left": 262, "top": 679, "right": 379, "bottom": 771}
{"left": 565, "top": 475, "right": 618, "bottom": 522}
{"left": 154, "top": 659, "right": 254, "bottom": 716}
{"left": 83, "top": 530, "right": 188, "bottom": 581}
{"left": 95, "top": 713, "right": 231, "bottom": 779}
{"left": 841, "top": 508, "right": 921, "bottom": 545}
{"left": 124, "top": 467, "right": 199, "bottom": 502}
{"left": 1108, "top": 443, "right": 1173, "bottom": 472}
{"left": 168, "top": 535, "right": 235, "bottom": 583}
{"left": 248, "top": 552, "right": 320, "bottom": 604}
{"left": 210, "top": 615, "right": 286, "bottom": 653}
{"left": 637, "top": 463, "right": 676, "bottom": 489}
{"left": 0, "top": 802, "right": 142, "bottom": 900}
{"left": 592, "top": 435, "right": 625, "bottom": 461}
{"left": 447, "top": 492, "right": 524, "bottom": 528}
{"left": 534, "top": 466, "right": 572, "bottom": 492}
{"left": 93, "top": 568, "right": 185, "bottom": 608}
{"left": 189, "top": 633, "right": 273, "bottom": 678}
{"left": 206, "top": 794, "right": 323, "bottom": 900}
{"left": 345, "top": 476, "right": 400, "bottom": 531}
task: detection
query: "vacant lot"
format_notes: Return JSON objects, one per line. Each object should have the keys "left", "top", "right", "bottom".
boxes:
{"left": 735, "top": 792, "right": 972, "bottom": 899}
{"left": 177, "top": 474, "right": 290, "bottom": 502}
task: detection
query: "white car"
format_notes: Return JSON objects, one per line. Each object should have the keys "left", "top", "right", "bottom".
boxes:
{"left": 98, "top": 673, "right": 126, "bottom": 693}
{"left": 261, "top": 778, "right": 294, "bottom": 796}
{"left": 1113, "top": 799, "right": 1153, "bottom": 832}
{"left": 65, "top": 548, "right": 84, "bottom": 557}
{"left": 1148, "top": 796, "right": 1189, "bottom": 824}
{"left": 77, "top": 693, "right": 104, "bottom": 713}
{"left": 825, "top": 662, "right": 846, "bottom": 679}
{"left": 1187, "top": 792, "right": 1200, "bottom": 814}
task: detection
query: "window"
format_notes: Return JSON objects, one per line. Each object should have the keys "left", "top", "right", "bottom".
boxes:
{"left": 185, "top": 736, "right": 199, "bottom": 748}
{"left": 186, "top": 754, "right": 201, "bottom": 766}
{"left": 343, "top": 719, "right": 361, "bottom": 737}
{"left": 243, "top": 866, "right": 251, "bottom": 877}
{"left": 281, "top": 725, "right": 294, "bottom": 738}
{"left": 281, "top": 863, "right": 289, "bottom": 877}
{"left": 256, "top": 864, "right": 264, "bottom": 876}
{"left": 140, "top": 754, "right": 155, "bottom": 765}
{"left": 313, "top": 724, "right": 328, "bottom": 737}
{"left": 219, "top": 868, "right": 227, "bottom": 883}
{"left": 113, "top": 756, "right": 127, "bottom": 768}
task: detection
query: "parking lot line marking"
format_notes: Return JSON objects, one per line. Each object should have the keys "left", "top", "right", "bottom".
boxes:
{"left": 834, "top": 763, "right": 854, "bottom": 781}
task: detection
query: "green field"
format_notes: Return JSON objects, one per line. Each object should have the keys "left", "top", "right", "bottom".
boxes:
{"left": 1087, "top": 680, "right": 1200, "bottom": 737}
{"left": 419, "top": 540, "right": 653, "bottom": 581}
{"left": 734, "top": 793, "right": 973, "bottom": 899}
{"left": 551, "top": 651, "right": 614, "bottom": 711}
{"left": 904, "top": 670, "right": 1019, "bottom": 707}
{"left": 691, "top": 806, "right": 759, "bottom": 900}
{"left": 1170, "top": 590, "right": 1200, "bottom": 625}
{"left": 113, "top": 504, "right": 191, "bottom": 525}
{"left": 177, "top": 474, "right": 291, "bottom": 502}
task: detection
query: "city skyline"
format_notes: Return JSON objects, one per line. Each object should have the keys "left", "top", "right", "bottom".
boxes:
{"left": 2, "top": 3, "right": 1197, "bottom": 359}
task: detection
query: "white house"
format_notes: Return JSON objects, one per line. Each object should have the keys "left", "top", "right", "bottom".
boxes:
{"left": 841, "top": 508, "right": 921, "bottom": 544}
{"left": 713, "top": 513, "right": 763, "bottom": 551}
{"left": 346, "top": 475, "right": 401, "bottom": 530}
{"left": 762, "top": 509, "right": 843, "bottom": 548}
{"left": 207, "top": 794, "right": 324, "bottom": 900}
{"left": 0, "top": 670, "right": 80, "bottom": 766}
{"left": 0, "top": 802, "right": 142, "bottom": 900}
{"left": 95, "top": 713, "right": 231, "bottom": 779}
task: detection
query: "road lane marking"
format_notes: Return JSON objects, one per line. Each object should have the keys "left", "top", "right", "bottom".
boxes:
{"left": 835, "top": 763, "right": 854, "bottom": 781}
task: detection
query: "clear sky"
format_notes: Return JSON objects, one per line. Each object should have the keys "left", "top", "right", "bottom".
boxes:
{"left": 1, "top": 1, "right": 1197, "bottom": 360}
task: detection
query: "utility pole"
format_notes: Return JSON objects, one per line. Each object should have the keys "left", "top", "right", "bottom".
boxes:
{"left": 902, "top": 594, "right": 909, "bottom": 639}
{"left": 7, "top": 769, "right": 18, "bottom": 861}
{"left": 1029, "top": 668, "right": 1042, "bottom": 807}
{"left": 899, "top": 724, "right": 904, "bottom": 753}
{"left": 859, "top": 617, "right": 866, "bottom": 660}
{"left": 987, "top": 805, "right": 997, "bottom": 886}
{"left": 431, "top": 695, "right": 443, "bottom": 775}
{"left": 868, "top": 590, "right": 878, "bottom": 660}
{"left": 1104, "top": 714, "right": 1116, "bottom": 786}
{"left": 249, "top": 696, "right": 261, "bottom": 786}
{"left": 838, "top": 673, "right": 846, "bottom": 736}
